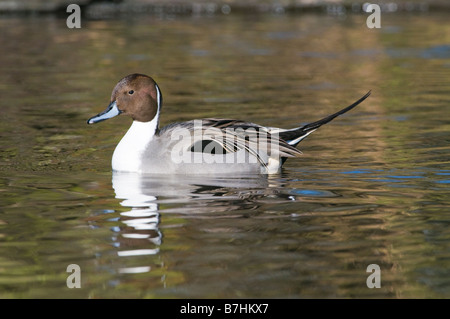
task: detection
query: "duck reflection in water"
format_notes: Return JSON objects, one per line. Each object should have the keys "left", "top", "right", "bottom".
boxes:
{"left": 110, "top": 171, "right": 282, "bottom": 274}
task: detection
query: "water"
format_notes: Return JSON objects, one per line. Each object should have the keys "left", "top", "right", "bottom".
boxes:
{"left": 1, "top": 11, "right": 450, "bottom": 298}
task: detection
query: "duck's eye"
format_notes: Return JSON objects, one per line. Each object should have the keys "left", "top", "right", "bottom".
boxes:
{"left": 128, "top": 90, "right": 134, "bottom": 95}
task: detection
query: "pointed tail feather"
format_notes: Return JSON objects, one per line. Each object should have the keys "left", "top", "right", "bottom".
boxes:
{"left": 282, "top": 90, "right": 371, "bottom": 146}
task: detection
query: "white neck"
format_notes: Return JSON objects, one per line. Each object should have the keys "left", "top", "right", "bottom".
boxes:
{"left": 112, "top": 118, "right": 159, "bottom": 172}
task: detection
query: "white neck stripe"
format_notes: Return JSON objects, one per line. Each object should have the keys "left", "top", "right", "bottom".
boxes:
{"left": 155, "top": 83, "right": 162, "bottom": 111}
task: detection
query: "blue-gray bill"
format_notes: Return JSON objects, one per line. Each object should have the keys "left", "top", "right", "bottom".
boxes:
{"left": 87, "top": 101, "right": 122, "bottom": 124}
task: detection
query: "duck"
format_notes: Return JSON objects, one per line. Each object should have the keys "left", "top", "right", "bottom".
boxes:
{"left": 87, "top": 73, "right": 370, "bottom": 174}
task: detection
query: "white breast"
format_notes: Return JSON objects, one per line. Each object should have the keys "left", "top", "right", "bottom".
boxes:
{"left": 112, "top": 119, "right": 158, "bottom": 172}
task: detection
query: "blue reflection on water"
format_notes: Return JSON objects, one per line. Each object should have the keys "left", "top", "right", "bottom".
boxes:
{"left": 338, "top": 168, "right": 450, "bottom": 186}
{"left": 340, "top": 169, "right": 374, "bottom": 174}
{"left": 385, "top": 45, "right": 450, "bottom": 59}
{"left": 290, "top": 189, "right": 328, "bottom": 196}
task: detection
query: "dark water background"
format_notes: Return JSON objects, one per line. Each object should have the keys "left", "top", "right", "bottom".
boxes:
{"left": 0, "top": 11, "right": 449, "bottom": 298}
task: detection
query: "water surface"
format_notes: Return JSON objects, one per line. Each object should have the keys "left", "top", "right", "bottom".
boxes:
{"left": 0, "top": 12, "right": 449, "bottom": 298}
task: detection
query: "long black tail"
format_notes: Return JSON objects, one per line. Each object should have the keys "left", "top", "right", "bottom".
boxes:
{"left": 280, "top": 90, "right": 371, "bottom": 147}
